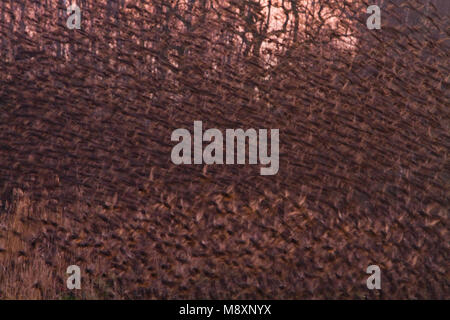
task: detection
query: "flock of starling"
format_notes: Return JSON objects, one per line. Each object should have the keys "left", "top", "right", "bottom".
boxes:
{"left": 0, "top": 0, "right": 448, "bottom": 299}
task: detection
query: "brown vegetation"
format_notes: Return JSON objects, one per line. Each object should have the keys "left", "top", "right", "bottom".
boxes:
{"left": 0, "top": 0, "right": 448, "bottom": 299}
